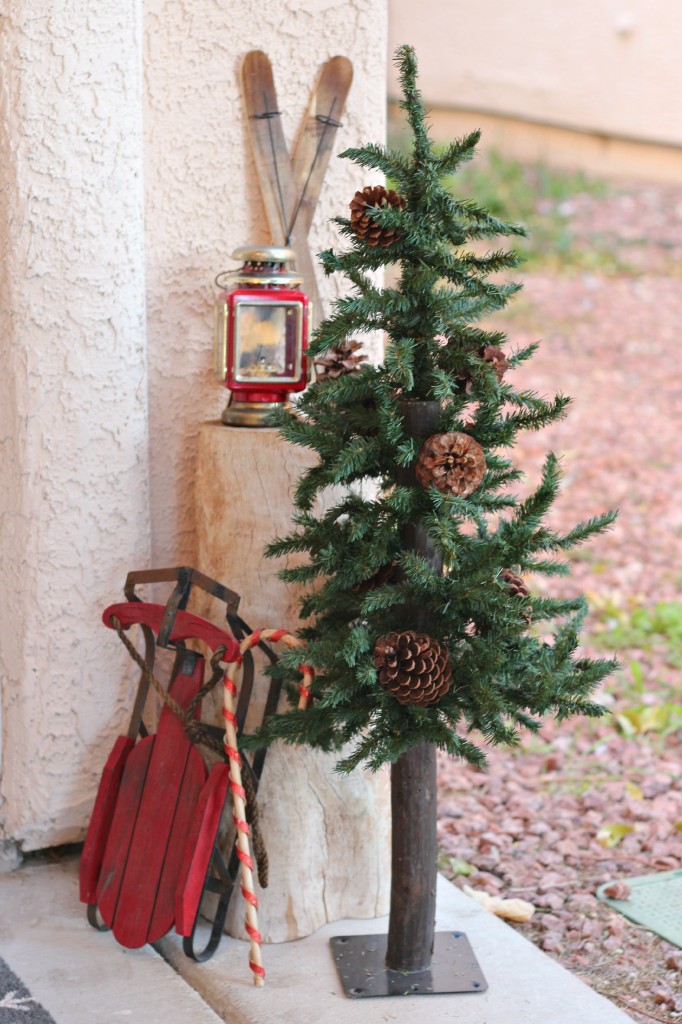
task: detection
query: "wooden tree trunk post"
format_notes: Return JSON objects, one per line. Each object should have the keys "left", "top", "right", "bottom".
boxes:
{"left": 386, "top": 741, "right": 438, "bottom": 971}
{"left": 386, "top": 398, "right": 442, "bottom": 973}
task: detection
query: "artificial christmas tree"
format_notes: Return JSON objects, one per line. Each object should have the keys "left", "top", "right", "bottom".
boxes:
{"left": 250, "top": 44, "right": 617, "bottom": 992}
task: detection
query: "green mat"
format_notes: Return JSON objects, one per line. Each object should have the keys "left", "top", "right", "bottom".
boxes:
{"left": 597, "top": 869, "right": 682, "bottom": 947}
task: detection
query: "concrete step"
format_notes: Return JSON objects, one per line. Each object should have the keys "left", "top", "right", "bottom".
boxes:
{"left": 0, "top": 857, "right": 222, "bottom": 1024}
{"left": 0, "top": 855, "right": 636, "bottom": 1024}
{"left": 159, "top": 873, "right": 636, "bottom": 1024}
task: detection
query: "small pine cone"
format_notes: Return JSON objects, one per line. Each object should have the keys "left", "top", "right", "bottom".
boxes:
{"left": 501, "top": 569, "right": 532, "bottom": 623}
{"left": 501, "top": 569, "right": 530, "bottom": 599}
{"left": 352, "top": 562, "right": 397, "bottom": 594}
{"left": 315, "top": 340, "right": 368, "bottom": 380}
{"left": 349, "top": 185, "right": 406, "bottom": 247}
{"left": 373, "top": 630, "right": 452, "bottom": 706}
{"left": 456, "top": 346, "right": 509, "bottom": 394}
{"left": 481, "top": 345, "right": 509, "bottom": 381}
{"left": 415, "top": 432, "right": 486, "bottom": 498}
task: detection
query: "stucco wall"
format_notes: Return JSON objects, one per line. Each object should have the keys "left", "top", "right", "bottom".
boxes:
{"left": 389, "top": 0, "right": 682, "bottom": 148}
{"left": 0, "top": 1, "right": 151, "bottom": 849}
{"left": 144, "top": 0, "right": 387, "bottom": 568}
{"left": 1, "top": 1, "right": 387, "bottom": 851}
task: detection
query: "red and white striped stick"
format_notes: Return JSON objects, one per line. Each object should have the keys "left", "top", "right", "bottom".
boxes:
{"left": 222, "top": 629, "right": 313, "bottom": 986}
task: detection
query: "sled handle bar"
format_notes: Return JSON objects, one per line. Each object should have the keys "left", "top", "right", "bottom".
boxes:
{"left": 102, "top": 602, "right": 241, "bottom": 663}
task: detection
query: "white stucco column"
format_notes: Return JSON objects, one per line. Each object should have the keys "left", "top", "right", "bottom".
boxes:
{"left": 0, "top": 2, "right": 151, "bottom": 850}
{"left": 0, "top": 0, "right": 388, "bottom": 856}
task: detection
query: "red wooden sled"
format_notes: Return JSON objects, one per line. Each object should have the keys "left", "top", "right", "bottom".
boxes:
{"left": 79, "top": 567, "right": 279, "bottom": 962}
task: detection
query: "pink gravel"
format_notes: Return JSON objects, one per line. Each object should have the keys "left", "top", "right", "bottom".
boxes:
{"left": 437, "top": 176, "right": 682, "bottom": 1024}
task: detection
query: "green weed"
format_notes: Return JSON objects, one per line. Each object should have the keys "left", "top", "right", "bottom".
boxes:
{"left": 616, "top": 703, "right": 682, "bottom": 737}
{"left": 438, "top": 854, "right": 476, "bottom": 878}
{"left": 449, "top": 151, "right": 623, "bottom": 273}
{"left": 593, "top": 598, "right": 682, "bottom": 667}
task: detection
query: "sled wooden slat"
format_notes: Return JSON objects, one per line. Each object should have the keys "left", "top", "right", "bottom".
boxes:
{"left": 96, "top": 736, "right": 154, "bottom": 931}
{"left": 109, "top": 663, "right": 207, "bottom": 949}
{"left": 80, "top": 735, "right": 134, "bottom": 905}
{"left": 147, "top": 746, "right": 207, "bottom": 944}
{"left": 175, "top": 763, "right": 231, "bottom": 937}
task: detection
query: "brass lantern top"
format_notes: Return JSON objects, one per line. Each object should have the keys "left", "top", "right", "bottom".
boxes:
{"left": 216, "top": 245, "right": 303, "bottom": 290}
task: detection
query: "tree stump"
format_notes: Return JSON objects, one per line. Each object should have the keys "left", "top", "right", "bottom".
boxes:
{"left": 194, "top": 421, "right": 391, "bottom": 942}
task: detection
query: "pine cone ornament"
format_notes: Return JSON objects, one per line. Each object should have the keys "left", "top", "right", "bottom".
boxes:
{"left": 481, "top": 345, "right": 509, "bottom": 382}
{"left": 315, "top": 340, "right": 368, "bottom": 380}
{"left": 373, "top": 631, "right": 452, "bottom": 706}
{"left": 415, "top": 432, "right": 486, "bottom": 498}
{"left": 501, "top": 569, "right": 532, "bottom": 623}
{"left": 352, "top": 561, "right": 397, "bottom": 594}
{"left": 501, "top": 569, "right": 529, "bottom": 598}
{"left": 349, "top": 185, "right": 407, "bottom": 247}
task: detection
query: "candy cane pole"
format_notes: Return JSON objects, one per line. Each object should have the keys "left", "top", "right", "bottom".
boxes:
{"left": 223, "top": 629, "right": 313, "bottom": 985}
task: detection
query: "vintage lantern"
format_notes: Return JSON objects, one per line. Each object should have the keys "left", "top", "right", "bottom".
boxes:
{"left": 214, "top": 246, "right": 310, "bottom": 426}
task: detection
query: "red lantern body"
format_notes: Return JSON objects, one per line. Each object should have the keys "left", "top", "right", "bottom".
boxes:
{"left": 214, "top": 247, "right": 310, "bottom": 426}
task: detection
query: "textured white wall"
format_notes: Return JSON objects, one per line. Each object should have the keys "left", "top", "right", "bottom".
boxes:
{"left": 0, "top": 1, "right": 387, "bottom": 851}
{"left": 0, "top": 1, "right": 151, "bottom": 850}
{"left": 143, "top": 0, "right": 387, "bottom": 567}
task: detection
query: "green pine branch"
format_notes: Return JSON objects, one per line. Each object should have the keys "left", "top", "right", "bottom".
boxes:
{"left": 249, "top": 44, "right": 617, "bottom": 774}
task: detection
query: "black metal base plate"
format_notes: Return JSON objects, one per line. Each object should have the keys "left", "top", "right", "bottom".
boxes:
{"left": 330, "top": 931, "right": 488, "bottom": 999}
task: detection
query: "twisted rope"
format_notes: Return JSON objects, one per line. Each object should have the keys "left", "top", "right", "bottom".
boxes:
{"left": 223, "top": 629, "right": 313, "bottom": 987}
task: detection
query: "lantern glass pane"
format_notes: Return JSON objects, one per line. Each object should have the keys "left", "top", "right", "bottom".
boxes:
{"left": 234, "top": 301, "right": 302, "bottom": 383}
{"left": 213, "top": 299, "right": 229, "bottom": 380}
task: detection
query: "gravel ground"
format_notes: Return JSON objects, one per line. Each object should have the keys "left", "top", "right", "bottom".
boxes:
{"left": 437, "top": 175, "right": 682, "bottom": 1024}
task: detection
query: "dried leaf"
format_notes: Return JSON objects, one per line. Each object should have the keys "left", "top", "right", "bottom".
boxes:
{"left": 596, "top": 823, "right": 634, "bottom": 848}
{"left": 602, "top": 881, "right": 632, "bottom": 900}
{"left": 463, "top": 885, "right": 535, "bottom": 922}
{"left": 665, "top": 952, "right": 682, "bottom": 972}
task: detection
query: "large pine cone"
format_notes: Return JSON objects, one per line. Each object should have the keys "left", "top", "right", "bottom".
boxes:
{"left": 373, "top": 630, "right": 452, "bottom": 706}
{"left": 349, "top": 185, "right": 406, "bottom": 247}
{"left": 315, "top": 340, "right": 367, "bottom": 380}
{"left": 415, "top": 432, "right": 486, "bottom": 498}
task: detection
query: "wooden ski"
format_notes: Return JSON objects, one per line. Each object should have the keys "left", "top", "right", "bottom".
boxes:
{"left": 241, "top": 50, "right": 352, "bottom": 320}
{"left": 289, "top": 55, "right": 353, "bottom": 242}
{"left": 241, "top": 50, "right": 298, "bottom": 248}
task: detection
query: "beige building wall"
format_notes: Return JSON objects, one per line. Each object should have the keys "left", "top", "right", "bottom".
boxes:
{"left": 389, "top": 1, "right": 682, "bottom": 180}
